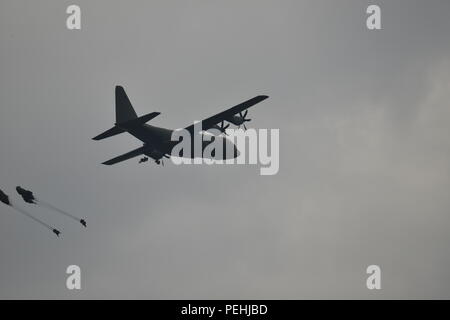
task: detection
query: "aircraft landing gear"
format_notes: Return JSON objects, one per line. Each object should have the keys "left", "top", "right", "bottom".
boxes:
{"left": 139, "top": 157, "right": 149, "bottom": 164}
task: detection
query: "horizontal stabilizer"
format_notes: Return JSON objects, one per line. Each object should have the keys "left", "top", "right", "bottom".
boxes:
{"left": 102, "top": 146, "right": 145, "bottom": 165}
{"left": 92, "top": 126, "right": 125, "bottom": 141}
{"left": 117, "top": 112, "right": 161, "bottom": 128}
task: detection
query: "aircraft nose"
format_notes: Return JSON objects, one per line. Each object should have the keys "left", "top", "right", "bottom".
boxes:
{"left": 233, "top": 145, "right": 240, "bottom": 158}
{"left": 222, "top": 139, "right": 239, "bottom": 159}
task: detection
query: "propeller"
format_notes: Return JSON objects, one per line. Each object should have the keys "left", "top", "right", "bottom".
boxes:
{"left": 219, "top": 121, "right": 230, "bottom": 135}
{"left": 212, "top": 121, "right": 230, "bottom": 135}
{"left": 238, "top": 110, "right": 252, "bottom": 130}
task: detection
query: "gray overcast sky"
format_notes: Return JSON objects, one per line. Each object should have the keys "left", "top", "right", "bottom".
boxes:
{"left": 1, "top": 0, "right": 450, "bottom": 299}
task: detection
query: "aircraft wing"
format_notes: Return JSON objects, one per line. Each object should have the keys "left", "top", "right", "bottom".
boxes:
{"left": 184, "top": 95, "right": 269, "bottom": 134}
{"left": 102, "top": 146, "right": 145, "bottom": 165}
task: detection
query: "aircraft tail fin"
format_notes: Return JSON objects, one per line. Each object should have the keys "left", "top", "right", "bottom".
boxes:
{"left": 116, "top": 86, "right": 138, "bottom": 124}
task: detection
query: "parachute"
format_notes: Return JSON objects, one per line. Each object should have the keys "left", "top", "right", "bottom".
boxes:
{"left": 35, "top": 198, "right": 87, "bottom": 228}
{"left": 1, "top": 189, "right": 61, "bottom": 237}
{"left": 15, "top": 186, "right": 87, "bottom": 228}
{"left": 10, "top": 201, "right": 61, "bottom": 237}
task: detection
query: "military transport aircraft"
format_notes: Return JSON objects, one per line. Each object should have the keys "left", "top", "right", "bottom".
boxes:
{"left": 93, "top": 86, "right": 269, "bottom": 166}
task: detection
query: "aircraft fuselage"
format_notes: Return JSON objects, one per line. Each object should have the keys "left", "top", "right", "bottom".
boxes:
{"left": 119, "top": 123, "right": 238, "bottom": 161}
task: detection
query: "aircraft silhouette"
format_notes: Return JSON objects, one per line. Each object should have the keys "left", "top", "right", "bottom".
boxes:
{"left": 93, "top": 86, "right": 269, "bottom": 166}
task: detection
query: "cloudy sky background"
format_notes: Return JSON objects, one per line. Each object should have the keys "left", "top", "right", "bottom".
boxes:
{"left": 1, "top": 0, "right": 450, "bottom": 298}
